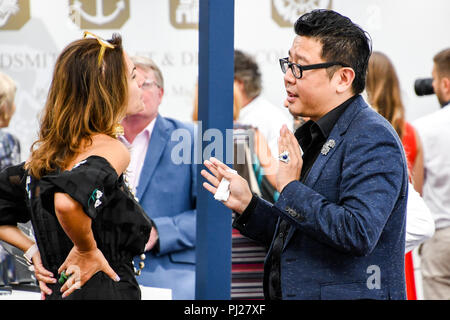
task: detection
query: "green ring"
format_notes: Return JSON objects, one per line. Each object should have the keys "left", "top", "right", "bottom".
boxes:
{"left": 58, "top": 271, "right": 70, "bottom": 285}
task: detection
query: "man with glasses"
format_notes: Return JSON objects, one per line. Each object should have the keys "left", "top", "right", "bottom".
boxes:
{"left": 120, "top": 56, "right": 197, "bottom": 300}
{"left": 202, "top": 9, "right": 408, "bottom": 299}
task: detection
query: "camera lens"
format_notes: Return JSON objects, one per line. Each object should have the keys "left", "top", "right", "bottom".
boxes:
{"left": 414, "top": 78, "right": 434, "bottom": 96}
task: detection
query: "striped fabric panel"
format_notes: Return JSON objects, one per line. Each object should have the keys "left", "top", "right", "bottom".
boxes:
{"left": 231, "top": 227, "right": 266, "bottom": 300}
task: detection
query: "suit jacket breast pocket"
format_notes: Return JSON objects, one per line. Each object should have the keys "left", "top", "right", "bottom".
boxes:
{"left": 320, "top": 282, "right": 388, "bottom": 300}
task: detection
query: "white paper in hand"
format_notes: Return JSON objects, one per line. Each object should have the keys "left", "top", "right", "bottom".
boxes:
{"left": 214, "top": 168, "right": 237, "bottom": 201}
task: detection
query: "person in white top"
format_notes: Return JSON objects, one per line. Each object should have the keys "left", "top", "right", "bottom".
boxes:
{"left": 405, "top": 182, "right": 434, "bottom": 254}
{"left": 413, "top": 47, "right": 450, "bottom": 300}
{"left": 234, "top": 50, "right": 293, "bottom": 158}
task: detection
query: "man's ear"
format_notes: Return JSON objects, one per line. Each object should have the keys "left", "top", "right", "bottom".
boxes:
{"left": 156, "top": 87, "right": 164, "bottom": 104}
{"left": 334, "top": 67, "right": 355, "bottom": 94}
{"left": 234, "top": 79, "right": 245, "bottom": 100}
{"left": 234, "top": 79, "right": 244, "bottom": 92}
{"left": 442, "top": 76, "right": 450, "bottom": 94}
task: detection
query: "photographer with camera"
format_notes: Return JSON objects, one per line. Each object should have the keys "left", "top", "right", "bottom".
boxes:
{"left": 413, "top": 48, "right": 450, "bottom": 299}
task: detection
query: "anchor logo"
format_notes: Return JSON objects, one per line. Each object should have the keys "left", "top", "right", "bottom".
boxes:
{"left": 73, "top": 0, "right": 124, "bottom": 25}
{"left": 0, "top": 0, "right": 19, "bottom": 27}
{"left": 69, "top": 0, "right": 129, "bottom": 29}
{"left": 0, "top": 0, "right": 30, "bottom": 30}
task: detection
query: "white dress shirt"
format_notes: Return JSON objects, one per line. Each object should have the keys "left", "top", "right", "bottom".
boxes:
{"left": 405, "top": 182, "right": 435, "bottom": 253}
{"left": 238, "top": 95, "right": 293, "bottom": 158}
{"left": 414, "top": 104, "right": 450, "bottom": 230}
{"left": 120, "top": 118, "right": 156, "bottom": 195}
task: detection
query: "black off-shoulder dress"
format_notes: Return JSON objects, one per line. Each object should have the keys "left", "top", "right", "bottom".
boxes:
{"left": 0, "top": 156, "right": 152, "bottom": 299}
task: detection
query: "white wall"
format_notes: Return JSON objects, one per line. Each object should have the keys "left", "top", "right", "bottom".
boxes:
{"left": 1, "top": 0, "right": 449, "bottom": 161}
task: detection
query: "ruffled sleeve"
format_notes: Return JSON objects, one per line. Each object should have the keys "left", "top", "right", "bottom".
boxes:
{"left": 40, "top": 156, "right": 118, "bottom": 219}
{"left": 38, "top": 155, "right": 152, "bottom": 259}
{"left": 0, "top": 163, "right": 31, "bottom": 225}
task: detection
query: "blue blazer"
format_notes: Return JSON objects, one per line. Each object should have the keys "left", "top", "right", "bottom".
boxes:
{"left": 134, "top": 115, "right": 197, "bottom": 300}
{"left": 234, "top": 95, "right": 408, "bottom": 300}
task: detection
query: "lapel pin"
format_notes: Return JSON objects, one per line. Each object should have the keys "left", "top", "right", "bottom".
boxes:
{"left": 321, "top": 139, "right": 336, "bottom": 155}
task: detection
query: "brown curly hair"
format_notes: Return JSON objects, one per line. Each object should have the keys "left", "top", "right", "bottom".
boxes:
{"left": 26, "top": 33, "right": 128, "bottom": 178}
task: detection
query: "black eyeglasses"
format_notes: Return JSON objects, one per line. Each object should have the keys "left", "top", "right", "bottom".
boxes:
{"left": 279, "top": 57, "right": 349, "bottom": 79}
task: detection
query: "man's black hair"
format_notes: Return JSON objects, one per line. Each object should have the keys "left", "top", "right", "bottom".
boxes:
{"left": 294, "top": 9, "right": 372, "bottom": 94}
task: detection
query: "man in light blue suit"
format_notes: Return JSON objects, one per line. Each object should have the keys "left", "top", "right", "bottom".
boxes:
{"left": 202, "top": 10, "right": 408, "bottom": 299}
{"left": 121, "top": 57, "right": 196, "bottom": 300}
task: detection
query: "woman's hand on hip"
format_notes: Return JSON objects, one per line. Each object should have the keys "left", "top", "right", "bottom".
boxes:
{"left": 57, "top": 246, "right": 120, "bottom": 298}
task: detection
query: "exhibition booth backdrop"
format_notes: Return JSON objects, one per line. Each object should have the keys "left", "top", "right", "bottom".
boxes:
{"left": 1, "top": 0, "right": 449, "bottom": 161}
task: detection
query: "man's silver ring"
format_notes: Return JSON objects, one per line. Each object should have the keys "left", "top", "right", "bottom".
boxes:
{"left": 278, "top": 150, "right": 290, "bottom": 164}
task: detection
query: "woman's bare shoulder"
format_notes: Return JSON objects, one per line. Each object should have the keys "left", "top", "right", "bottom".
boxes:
{"left": 75, "top": 135, "right": 130, "bottom": 176}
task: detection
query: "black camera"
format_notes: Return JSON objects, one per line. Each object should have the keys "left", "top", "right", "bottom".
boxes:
{"left": 414, "top": 78, "right": 434, "bottom": 96}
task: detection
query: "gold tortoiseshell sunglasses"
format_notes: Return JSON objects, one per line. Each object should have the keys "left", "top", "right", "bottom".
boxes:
{"left": 83, "top": 31, "right": 115, "bottom": 68}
